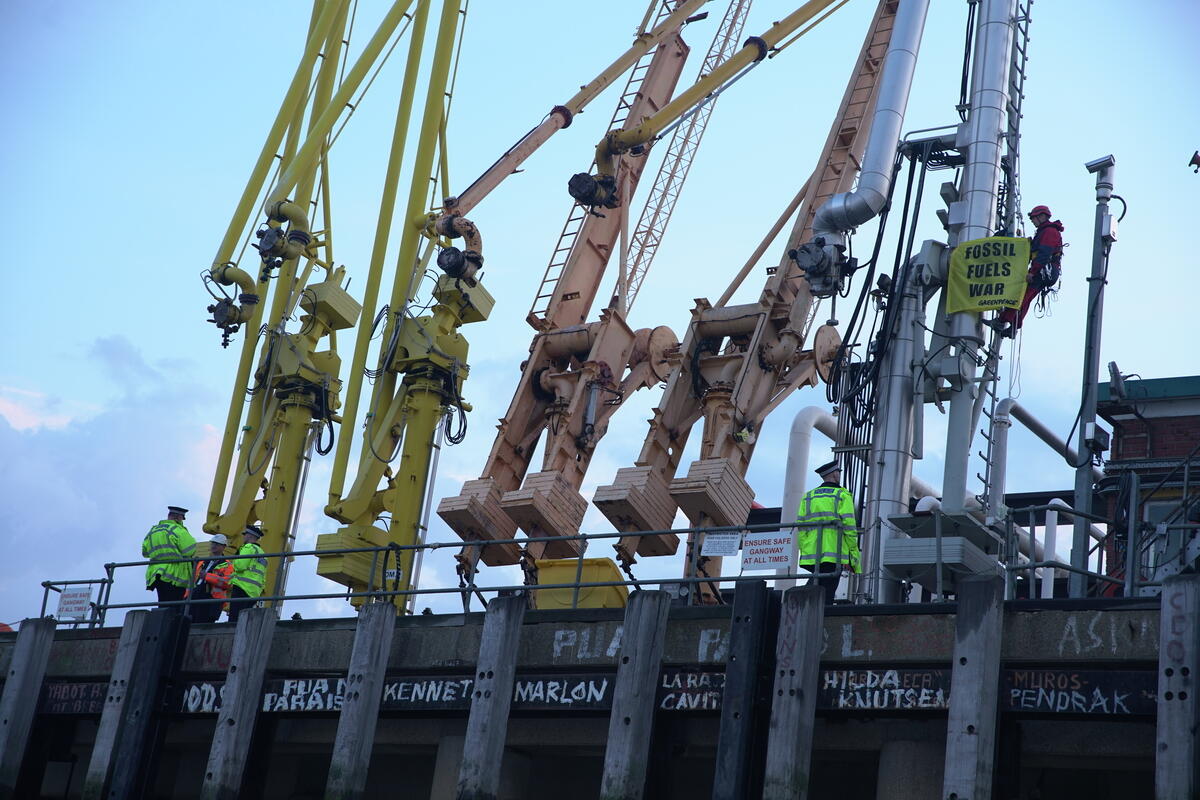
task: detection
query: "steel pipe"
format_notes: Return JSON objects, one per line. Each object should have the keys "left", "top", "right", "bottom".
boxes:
{"left": 811, "top": 0, "right": 930, "bottom": 248}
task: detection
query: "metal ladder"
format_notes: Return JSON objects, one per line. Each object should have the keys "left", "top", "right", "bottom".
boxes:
{"left": 975, "top": 332, "right": 1007, "bottom": 520}
{"left": 978, "top": 0, "right": 1034, "bottom": 514}
{"left": 526, "top": 1, "right": 680, "bottom": 328}
{"left": 1000, "top": 0, "right": 1033, "bottom": 233}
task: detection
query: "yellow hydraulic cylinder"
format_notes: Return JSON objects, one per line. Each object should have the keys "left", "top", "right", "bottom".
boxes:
{"left": 594, "top": 0, "right": 843, "bottom": 177}
{"left": 256, "top": 400, "right": 319, "bottom": 598}
{"left": 328, "top": 0, "right": 433, "bottom": 505}
{"left": 382, "top": 375, "right": 445, "bottom": 600}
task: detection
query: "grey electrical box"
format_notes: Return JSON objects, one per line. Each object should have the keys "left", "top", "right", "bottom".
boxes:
{"left": 1084, "top": 422, "right": 1111, "bottom": 453}
{"left": 1102, "top": 213, "right": 1118, "bottom": 243}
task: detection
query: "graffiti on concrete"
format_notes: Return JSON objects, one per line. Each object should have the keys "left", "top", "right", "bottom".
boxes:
{"left": 659, "top": 669, "right": 724, "bottom": 710}
{"left": 1003, "top": 669, "right": 1155, "bottom": 715}
{"left": 1055, "top": 611, "right": 1153, "bottom": 657}
{"left": 551, "top": 625, "right": 623, "bottom": 662}
{"left": 820, "top": 668, "right": 950, "bottom": 711}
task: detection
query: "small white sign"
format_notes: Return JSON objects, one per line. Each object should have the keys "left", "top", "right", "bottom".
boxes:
{"left": 701, "top": 532, "right": 742, "bottom": 558}
{"left": 740, "top": 531, "right": 794, "bottom": 572}
{"left": 56, "top": 587, "right": 93, "bottom": 620}
{"left": 384, "top": 568, "right": 401, "bottom": 583}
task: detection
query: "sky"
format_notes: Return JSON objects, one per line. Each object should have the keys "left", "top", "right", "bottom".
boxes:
{"left": 1, "top": 0, "right": 1197, "bottom": 625}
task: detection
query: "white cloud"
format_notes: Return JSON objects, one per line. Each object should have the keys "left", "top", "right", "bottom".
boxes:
{"left": 0, "top": 337, "right": 221, "bottom": 624}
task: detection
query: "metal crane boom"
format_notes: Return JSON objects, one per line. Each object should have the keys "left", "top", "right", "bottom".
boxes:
{"left": 621, "top": 0, "right": 754, "bottom": 314}
{"left": 437, "top": 1, "right": 696, "bottom": 571}
{"left": 594, "top": 0, "right": 903, "bottom": 601}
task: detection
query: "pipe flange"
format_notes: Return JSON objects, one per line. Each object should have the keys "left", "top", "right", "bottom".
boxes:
{"left": 744, "top": 36, "right": 768, "bottom": 62}
{"left": 812, "top": 323, "right": 842, "bottom": 384}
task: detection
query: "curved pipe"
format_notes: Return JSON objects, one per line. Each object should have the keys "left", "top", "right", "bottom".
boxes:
{"left": 781, "top": 407, "right": 840, "bottom": 525}
{"left": 811, "top": 0, "right": 930, "bottom": 249}
{"left": 434, "top": 213, "right": 483, "bottom": 256}
{"left": 782, "top": 406, "right": 949, "bottom": 544}
{"left": 268, "top": 200, "right": 313, "bottom": 258}
{"left": 212, "top": 263, "right": 256, "bottom": 296}
{"left": 990, "top": 398, "right": 1104, "bottom": 512}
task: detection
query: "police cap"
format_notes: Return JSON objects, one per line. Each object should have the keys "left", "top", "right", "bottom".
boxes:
{"left": 243, "top": 525, "right": 263, "bottom": 539}
{"left": 167, "top": 505, "right": 189, "bottom": 518}
{"left": 814, "top": 461, "right": 841, "bottom": 478}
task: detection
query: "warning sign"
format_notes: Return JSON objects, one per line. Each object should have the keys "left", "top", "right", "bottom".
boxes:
{"left": 56, "top": 587, "right": 93, "bottom": 620}
{"left": 700, "top": 533, "right": 741, "bottom": 558}
{"left": 740, "top": 531, "right": 794, "bottom": 572}
{"left": 946, "top": 236, "right": 1030, "bottom": 314}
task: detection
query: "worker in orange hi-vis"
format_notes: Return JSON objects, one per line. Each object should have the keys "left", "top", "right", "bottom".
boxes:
{"left": 186, "top": 534, "right": 232, "bottom": 623}
{"left": 990, "top": 204, "right": 1065, "bottom": 338}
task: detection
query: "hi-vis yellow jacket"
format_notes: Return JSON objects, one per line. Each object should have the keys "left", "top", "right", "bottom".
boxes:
{"left": 229, "top": 542, "right": 267, "bottom": 598}
{"left": 795, "top": 484, "right": 860, "bottom": 571}
{"left": 142, "top": 520, "right": 196, "bottom": 588}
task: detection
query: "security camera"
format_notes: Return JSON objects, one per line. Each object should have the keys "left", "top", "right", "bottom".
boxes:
{"left": 1107, "top": 361, "right": 1126, "bottom": 401}
{"left": 1085, "top": 154, "right": 1116, "bottom": 173}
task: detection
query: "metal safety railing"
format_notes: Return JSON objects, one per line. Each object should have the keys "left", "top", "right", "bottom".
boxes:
{"left": 39, "top": 578, "right": 115, "bottom": 629}
{"left": 1001, "top": 503, "right": 1119, "bottom": 599}
{"left": 34, "top": 520, "right": 868, "bottom": 626}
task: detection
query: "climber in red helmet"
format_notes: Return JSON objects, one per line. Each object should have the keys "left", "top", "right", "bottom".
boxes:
{"left": 988, "top": 204, "right": 1064, "bottom": 337}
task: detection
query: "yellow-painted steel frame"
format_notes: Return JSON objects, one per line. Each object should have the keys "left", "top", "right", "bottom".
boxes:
{"left": 328, "top": 0, "right": 433, "bottom": 506}
{"left": 205, "top": 0, "right": 428, "bottom": 602}
{"left": 317, "top": 0, "right": 471, "bottom": 609}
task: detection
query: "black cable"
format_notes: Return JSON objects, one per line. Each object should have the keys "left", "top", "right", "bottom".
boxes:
{"left": 1110, "top": 194, "right": 1128, "bottom": 222}
{"left": 1060, "top": 246, "right": 1113, "bottom": 469}
{"left": 830, "top": 146, "right": 929, "bottom": 406}
{"left": 958, "top": 1, "right": 977, "bottom": 122}
{"left": 316, "top": 417, "right": 334, "bottom": 456}
{"left": 824, "top": 154, "right": 906, "bottom": 404}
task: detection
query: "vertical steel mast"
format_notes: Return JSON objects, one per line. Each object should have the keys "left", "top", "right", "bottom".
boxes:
{"left": 939, "top": 0, "right": 1018, "bottom": 515}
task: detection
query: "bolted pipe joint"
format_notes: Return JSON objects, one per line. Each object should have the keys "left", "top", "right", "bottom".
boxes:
{"left": 567, "top": 171, "right": 620, "bottom": 211}
{"left": 254, "top": 201, "right": 314, "bottom": 268}
{"left": 434, "top": 213, "right": 484, "bottom": 284}
{"left": 762, "top": 328, "right": 803, "bottom": 369}
{"left": 206, "top": 263, "right": 261, "bottom": 347}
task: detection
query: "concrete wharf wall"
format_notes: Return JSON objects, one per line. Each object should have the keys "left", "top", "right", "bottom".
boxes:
{"left": 0, "top": 592, "right": 1186, "bottom": 800}
{"left": 0, "top": 600, "right": 1162, "bottom": 679}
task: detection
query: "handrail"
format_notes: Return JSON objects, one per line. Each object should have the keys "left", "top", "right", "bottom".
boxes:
{"left": 34, "top": 520, "right": 863, "bottom": 623}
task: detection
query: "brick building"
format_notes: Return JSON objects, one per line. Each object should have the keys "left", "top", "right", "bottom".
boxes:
{"left": 1097, "top": 374, "right": 1200, "bottom": 592}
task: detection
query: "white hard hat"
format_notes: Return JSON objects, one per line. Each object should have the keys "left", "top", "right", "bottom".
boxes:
{"left": 210, "top": 534, "right": 229, "bottom": 545}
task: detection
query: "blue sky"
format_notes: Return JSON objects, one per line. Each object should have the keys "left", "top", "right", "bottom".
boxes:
{"left": 1, "top": 0, "right": 1197, "bottom": 623}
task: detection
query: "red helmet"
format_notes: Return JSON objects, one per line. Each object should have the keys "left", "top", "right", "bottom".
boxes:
{"left": 1028, "top": 205, "right": 1052, "bottom": 219}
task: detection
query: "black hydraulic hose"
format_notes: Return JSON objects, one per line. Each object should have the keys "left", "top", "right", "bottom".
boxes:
{"left": 824, "top": 155, "right": 905, "bottom": 404}
{"left": 866, "top": 143, "right": 931, "bottom": 406}
{"left": 829, "top": 149, "right": 923, "bottom": 405}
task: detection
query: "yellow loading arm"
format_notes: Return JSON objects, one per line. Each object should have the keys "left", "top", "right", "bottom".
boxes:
{"left": 315, "top": 0, "right": 474, "bottom": 608}
{"left": 201, "top": 0, "right": 424, "bottom": 600}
